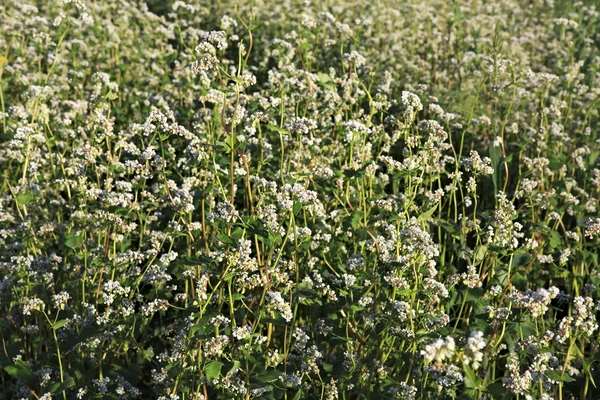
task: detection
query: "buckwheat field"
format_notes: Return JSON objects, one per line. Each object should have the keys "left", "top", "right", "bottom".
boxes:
{"left": 1, "top": 0, "right": 600, "bottom": 399}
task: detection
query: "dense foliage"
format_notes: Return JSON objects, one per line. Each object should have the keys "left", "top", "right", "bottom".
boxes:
{"left": 1, "top": 0, "right": 599, "bottom": 399}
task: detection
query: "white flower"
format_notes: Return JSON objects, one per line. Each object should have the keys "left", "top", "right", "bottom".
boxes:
{"left": 421, "top": 337, "right": 455, "bottom": 363}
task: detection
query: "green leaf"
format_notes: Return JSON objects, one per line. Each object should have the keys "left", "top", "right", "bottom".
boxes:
{"left": 439, "top": 220, "right": 459, "bottom": 234}
{"left": 299, "top": 41, "right": 311, "bottom": 52}
{"left": 546, "top": 370, "right": 576, "bottom": 382}
{"left": 222, "top": 272, "right": 236, "bottom": 282}
{"left": 204, "top": 361, "right": 224, "bottom": 381}
{"left": 317, "top": 72, "right": 335, "bottom": 90}
{"left": 511, "top": 272, "right": 528, "bottom": 291}
{"left": 65, "top": 233, "right": 84, "bottom": 249}
{"left": 548, "top": 156, "right": 564, "bottom": 171}
{"left": 485, "top": 382, "right": 505, "bottom": 398}
{"left": 248, "top": 225, "right": 269, "bottom": 239}
{"left": 549, "top": 230, "right": 561, "bottom": 248}
{"left": 255, "top": 370, "right": 281, "bottom": 383}
{"left": 227, "top": 360, "right": 241, "bottom": 376}
{"left": 219, "top": 139, "right": 235, "bottom": 154}
{"left": 510, "top": 252, "right": 532, "bottom": 268}
{"left": 463, "top": 363, "right": 481, "bottom": 389}
{"left": 231, "top": 293, "right": 245, "bottom": 301}
{"left": 583, "top": 360, "right": 597, "bottom": 388}
{"left": 354, "top": 228, "right": 369, "bottom": 240}
{"left": 417, "top": 205, "right": 437, "bottom": 223}
{"left": 217, "top": 233, "right": 234, "bottom": 245}
{"left": 317, "top": 72, "right": 332, "bottom": 84}
{"left": 50, "top": 377, "right": 75, "bottom": 394}
{"left": 474, "top": 245, "right": 488, "bottom": 263}
{"left": 231, "top": 227, "right": 243, "bottom": 243}
{"left": 343, "top": 168, "right": 362, "bottom": 178}
{"left": 52, "top": 319, "right": 68, "bottom": 330}
{"left": 490, "top": 144, "right": 502, "bottom": 194}
{"left": 188, "top": 324, "right": 203, "bottom": 339}
{"left": 211, "top": 106, "right": 222, "bottom": 130}
{"left": 293, "top": 202, "right": 302, "bottom": 215}
{"left": 350, "top": 210, "right": 363, "bottom": 228}
{"left": 267, "top": 124, "right": 288, "bottom": 135}
{"left": 16, "top": 191, "right": 34, "bottom": 206}
{"left": 342, "top": 210, "right": 363, "bottom": 231}
{"left": 4, "top": 360, "right": 35, "bottom": 383}
{"left": 466, "top": 287, "right": 485, "bottom": 302}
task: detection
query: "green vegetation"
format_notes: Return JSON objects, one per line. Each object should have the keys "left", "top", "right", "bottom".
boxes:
{"left": 0, "top": 0, "right": 599, "bottom": 399}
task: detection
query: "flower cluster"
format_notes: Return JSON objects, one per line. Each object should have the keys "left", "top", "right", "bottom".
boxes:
{"left": 0, "top": 0, "right": 598, "bottom": 399}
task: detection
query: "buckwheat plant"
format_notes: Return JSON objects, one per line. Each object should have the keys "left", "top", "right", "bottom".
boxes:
{"left": 0, "top": 0, "right": 599, "bottom": 399}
